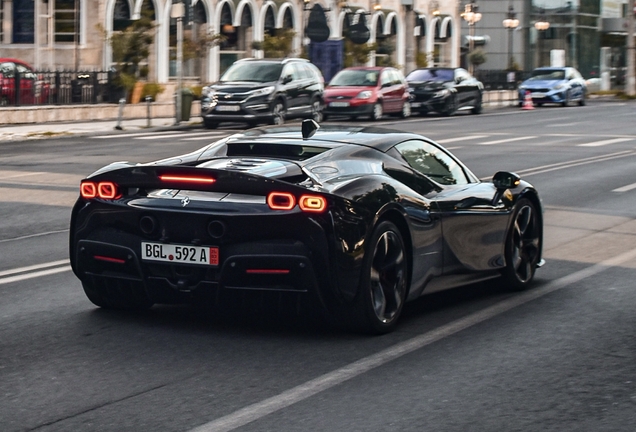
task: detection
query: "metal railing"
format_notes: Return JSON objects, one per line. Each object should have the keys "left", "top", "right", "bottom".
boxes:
{"left": 0, "top": 70, "right": 125, "bottom": 107}
{"left": 475, "top": 70, "right": 532, "bottom": 90}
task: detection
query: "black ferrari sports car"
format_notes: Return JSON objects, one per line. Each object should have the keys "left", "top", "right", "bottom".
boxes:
{"left": 70, "top": 120, "right": 544, "bottom": 334}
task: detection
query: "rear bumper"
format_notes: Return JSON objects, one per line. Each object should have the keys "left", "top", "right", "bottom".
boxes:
{"left": 323, "top": 102, "right": 375, "bottom": 117}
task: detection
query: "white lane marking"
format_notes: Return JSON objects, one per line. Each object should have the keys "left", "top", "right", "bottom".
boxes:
{"left": 0, "top": 229, "right": 70, "bottom": 243}
{"left": 436, "top": 135, "right": 489, "bottom": 144}
{"left": 91, "top": 131, "right": 186, "bottom": 139}
{"left": 545, "top": 123, "right": 579, "bottom": 128}
{"left": 0, "top": 172, "right": 45, "bottom": 180}
{"left": 479, "top": 136, "right": 537, "bottom": 145}
{"left": 0, "top": 259, "right": 70, "bottom": 277}
{"left": 578, "top": 138, "right": 633, "bottom": 147}
{"left": 0, "top": 266, "right": 71, "bottom": 286}
{"left": 182, "top": 135, "right": 228, "bottom": 141}
{"left": 188, "top": 247, "right": 636, "bottom": 432}
{"left": 445, "top": 146, "right": 462, "bottom": 151}
{"left": 135, "top": 133, "right": 197, "bottom": 140}
{"left": 613, "top": 182, "right": 636, "bottom": 193}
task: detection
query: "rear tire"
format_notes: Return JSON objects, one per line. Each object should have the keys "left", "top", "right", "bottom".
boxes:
{"left": 400, "top": 101, "right": 411, "bottom": 118}
{"left": 501, "top": 198, "right": 542, "bottom": 291}
{"left": 310, "top": 97, "right": 323, "bottom": 123}
{"left": 270, "top": 100, "right": 285, "bottom": 125}
{"left": 351, "top": 221, "right": 408, "bottom": 334}
{"left": 82, "top": 278, "right": 154, "bottom": 310}
{"left": 203, "top": 119, "right": 218, "bottom": 129}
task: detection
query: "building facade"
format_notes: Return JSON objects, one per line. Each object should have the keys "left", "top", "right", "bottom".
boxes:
{"left": 0, "top": 0, "right": 464, "bottom": 84}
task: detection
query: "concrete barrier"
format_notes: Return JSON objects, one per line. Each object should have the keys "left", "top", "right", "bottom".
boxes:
{"left": 0, "top": 90, "right": 516, "bottom": 126}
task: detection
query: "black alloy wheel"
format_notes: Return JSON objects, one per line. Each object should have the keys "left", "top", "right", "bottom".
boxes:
{"left": 352, "top": 221, "right": 408, "bottom": 334}
{"left": 310, "top": 97, "right": 323, "bottom": 123}
{"left": 442, "top": 94, "right": 457, "bottom": 116}
{"left": 501, "top": 198, "right": 541, "bottom": 291}
{"left": 270, "top": 100, "right": 285, "bottom": 125}
{"left": 471, "top": 93, "right": 483, "bottom": 114}
{"left": 562, "top": 90, "right": 571, "bottom": 107}
{"left": 203, "top": 118, "right": 218, "bottom": 129}
{"left": 82, "top": 277, "right": 154, "bottom": 310}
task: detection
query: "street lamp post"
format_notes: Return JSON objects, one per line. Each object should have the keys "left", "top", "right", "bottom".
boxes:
{"left": 461, "top": 3, "right": 482, "bottom": 75}
{"left": 534, "top": 9, "right": 550, "bottom": 68}
{"left": 171, "top": 2, "right": 185, "bottom": 124}
{"left": 502, "top": 5, "right": 519, "bottom": 70}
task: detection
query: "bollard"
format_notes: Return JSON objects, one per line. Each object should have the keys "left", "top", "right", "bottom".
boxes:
{"left": 145, "top": 95, "right": 152, "bottom": 128}
{"left": 115, "top": 98, "right": 126, "bottom": 130}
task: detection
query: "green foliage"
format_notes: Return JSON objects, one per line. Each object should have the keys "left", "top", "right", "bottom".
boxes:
{"left": 262, "top": 28, "right": 296, "bottom": 58}
{"left": 182, "top": 33, "right": 226, "bottom": 61}
{"left": 506, "top": 57, "right": 521, "bottom": 72}
{"left": 416, "top": 52, "right": 428, "bottom": 68}
{"left": 468, "top": 49, "right": 487, "bottom": 69}
{"left": 189, "top": 85, "right": 203, "bottom": 100}
{"left": 109, "top": 7, "right": 156, "bottom": 94}
{"left": 141, "top": 82, "right": 165, "bottom": 101}
{"left": 343, "top": 40, "right": 377, "bottom": 67}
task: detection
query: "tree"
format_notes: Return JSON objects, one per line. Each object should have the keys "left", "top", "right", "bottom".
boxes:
{"left": 261, "top": 28, "right": 296, "bottom": 58}
{"left": 109, "top": 9, "right": 155, "bottom": 96}
{"left": 467, "top": 49, "right": 487, "bottom": 72}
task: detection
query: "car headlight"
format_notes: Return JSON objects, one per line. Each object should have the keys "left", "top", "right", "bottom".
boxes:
{"left": 356, "top": 91, "right": 372, "bottom": 100}
{"left": 249, "top": 86, "right": 275, "bottom": 98}
{"left": 554, "top": 83, "right": 565, "bottom": 90}
{"left": 433, "top": 89, "right": 450, "bottom": 98}
{"left": 202, "top": 87, "right": 212, "bottom": 97}
{"left": 407, "top": 87, "right": 415, "bottom": 93}
{"left": 518, "top": 85, "right": 527, "bottom": 90}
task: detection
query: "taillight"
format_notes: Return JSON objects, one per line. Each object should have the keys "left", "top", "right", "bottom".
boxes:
{"left": 80, "top": 181, "right": 120, "bottom": 200}
{"left": 267, "top": 192, "right": 327, "bottom": 212}
{"left": 159, "top": 175, "right": 216, "bottom": 184}
{"left": 299, "top": 195, "right": 327, "bottom": 213}
{"left": 267, "top": 192, "right": 296, "bottom": 210}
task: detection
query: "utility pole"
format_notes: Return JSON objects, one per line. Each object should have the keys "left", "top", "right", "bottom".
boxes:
{"left": 627, "top": 0, "right": 635, "bottom": 96}
{"left": 171, "top": 2, "right": 185, "bottom": 124}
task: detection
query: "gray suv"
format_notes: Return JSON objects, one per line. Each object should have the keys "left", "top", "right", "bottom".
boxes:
{"left": 200, "top": 58, "right": 324, "bottom": 129}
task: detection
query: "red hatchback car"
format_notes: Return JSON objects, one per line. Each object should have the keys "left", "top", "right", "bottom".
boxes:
{"left": 323, "top": 66, "right": 411, "bottom": 121}
{"left": 0, "top": 58, "right": 49, "bottom": 106}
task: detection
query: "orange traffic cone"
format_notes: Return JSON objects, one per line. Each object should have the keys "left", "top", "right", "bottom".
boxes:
{"left": 522, "top": 91, "right": 534, "bottom": 110}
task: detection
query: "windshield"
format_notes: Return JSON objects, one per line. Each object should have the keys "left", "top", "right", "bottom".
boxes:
{"left": 529, "top": 69, "right": 565, "bottom": 81}
{"left": 220, "top": 62, "right": 283, "bottom": 83}
{"left": 329, "top": 70, "right": 379, "bottom": 86}
{"left": 406, "top": 69, "right": 454, "bottom": 82}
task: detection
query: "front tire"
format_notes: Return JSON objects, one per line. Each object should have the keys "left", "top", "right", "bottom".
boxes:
{"left": 352, "top": 221, "right": 408, "bottom": 334}
{"left": 203, "top": 118, "right": 218, "bottom": 129}
{"left": 471, "top": 93, "right": 483, "bottom": 114}
{"left": 501, "top": 198, "right": 542, "bottom": 291}
{"left": 270, "top": 100, "right": 285, "bottom": 125}
{"left": 442, "top": 94, "right": 457, "bottom": 116}
{"left": 370, "top": 102, "right": 383, "bottom": 121}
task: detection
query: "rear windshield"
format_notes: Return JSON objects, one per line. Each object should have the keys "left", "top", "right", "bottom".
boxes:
{"left": 329, "top": 70, "right": 379, "bottom": 86}
{"left": 406, "top": 69, "right": 453, "bottom": 82}
{"left": 529, "top": 69, "right": 565, "bottom": 81}
{"left": 227, "top": 143, "right": 328, "bottom": 160}
{"left": 221, "top": 62, "right": 283, "bottom": 83}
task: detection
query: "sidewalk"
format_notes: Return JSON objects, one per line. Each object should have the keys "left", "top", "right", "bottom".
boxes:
{"left": 0, "top": 117, "right": 203, "bottom": 142}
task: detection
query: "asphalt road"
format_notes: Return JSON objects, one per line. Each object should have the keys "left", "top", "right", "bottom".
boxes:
{"left": 1, "top": 101, "right": 635, "bottom": 431}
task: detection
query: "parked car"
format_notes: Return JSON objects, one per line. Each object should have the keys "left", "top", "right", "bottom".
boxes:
{"left": 518, "top": 67, "right": 587, "bottom": 107}
{"left": 322, "top": 66, "right": 411, "bottom": 121}
{"left": 406, "top": 67, "right": 484, "bottom": 116}
{"left": 0, "top": 58, "right": 50, "bottom": 106}
{"left": 200, "top": 58, "right": 324, "bottom": 129}
{"left": 69, "top": 120, "right": 544, "bottom": 334}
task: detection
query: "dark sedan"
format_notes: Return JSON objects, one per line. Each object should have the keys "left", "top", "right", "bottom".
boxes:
{"left": 70, "top": 121, "right": 544, "bottom": 334}
{"left": 406, "top": 67, "right": 484, "bottom": 116}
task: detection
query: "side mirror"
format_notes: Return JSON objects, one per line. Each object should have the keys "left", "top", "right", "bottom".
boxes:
{"left": 281, "top": 75, "right": 292, "bottom": 85}
{"left": 491, "top": 171, "right": 521, "bottom": 205}
{"left": 381, "top": 82, "right": 391, "bottom": 88}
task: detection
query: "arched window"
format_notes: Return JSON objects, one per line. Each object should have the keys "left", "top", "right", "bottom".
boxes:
{"left": 113, "top": 0, "right": 131, "bottom": 31}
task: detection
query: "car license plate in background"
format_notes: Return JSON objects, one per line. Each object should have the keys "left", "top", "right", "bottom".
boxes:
{"left": 216, "top": 105, "right": 240, "bottom": 112}
{"left": 330, "top": 101, "right": 349, "bottom": 107}
{"left": 410, "top": 102, "right": 421, "bottom": 108}
{"left": 530, "top": 92, "right": 546, "bottom": 98}
{"left": 142, "top": 242, "right": 219, "bottom": 266}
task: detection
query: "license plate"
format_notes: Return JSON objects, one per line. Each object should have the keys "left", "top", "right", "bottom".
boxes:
{"left": 142, "top": 242, "right": 219, "bottom": 266}
{"left": 410, "top": 102, "right": 421, "bottom": 108}
{"left": 330, "top": 101, "right": 349, "bottom": 107}
{"left": 216, "top": 105, "right": 240, "bottom": 112}
{"left": 530, "top": 92, "right": 546, "bottom": 98}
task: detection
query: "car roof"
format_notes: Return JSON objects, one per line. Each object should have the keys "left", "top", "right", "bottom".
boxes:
{"left": 0, "top": 58, "right": 32, "bottom": 67}
{"left": 235, "top": 58, "right": 309, "bottom": 64}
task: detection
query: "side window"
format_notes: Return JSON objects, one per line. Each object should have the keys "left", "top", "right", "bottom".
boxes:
{"left": 0, "top": 63, "right": 14, "bottom": 78}
{"left": 298, "top": 64, "right": 312, "bottom": 80}
{"left": 16, "top": 64, "right": 35, "bottom": 80}
{"left": 395, "top": 140, "right": 469, "bottom": 186}
{"left": 390, "top": 70, "right": 402, "bottom": 85}
{"left": 380, "top": 71, "right": 391, "bottom": 87}
{"left": 282, "top": 64, "right": 296, "bottom": 82}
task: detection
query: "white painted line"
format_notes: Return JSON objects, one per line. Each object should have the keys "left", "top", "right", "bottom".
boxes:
{"left": 479, "top": 136, "right": 537, "bottom": 145}
{"left": 578, "top": 138, "right": 633, "bottom": 147}
{"left": 188, "top": 247, "right": 636, "bottom": 432}
{"left": 0, "top": 259, "right": 70, "bottom": 277}
{"left": 437, "top": 135, "right": 489, "bottom": 144}
{"left": 545, "top": 123, "right": 579, "bottom": 128}
{"left": 91, "top": 131, "right": 185, "bottom": 139}
{"left": 182, "top": 135, "right": 228, "bottom": 141}
{"left": 613, "top": 182, "right": 636, "bottom": 193}
{"left": 0, "top": 266, "right": 71, "bottom": 286}
{"left": 135, "top": 133, "right": 194, "bottom": 140}
{"left": 0, "top": 172, "right": 44, "bottom": 180}
{"left": 0, "top": 229, "right": 70, "bottom": 244}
